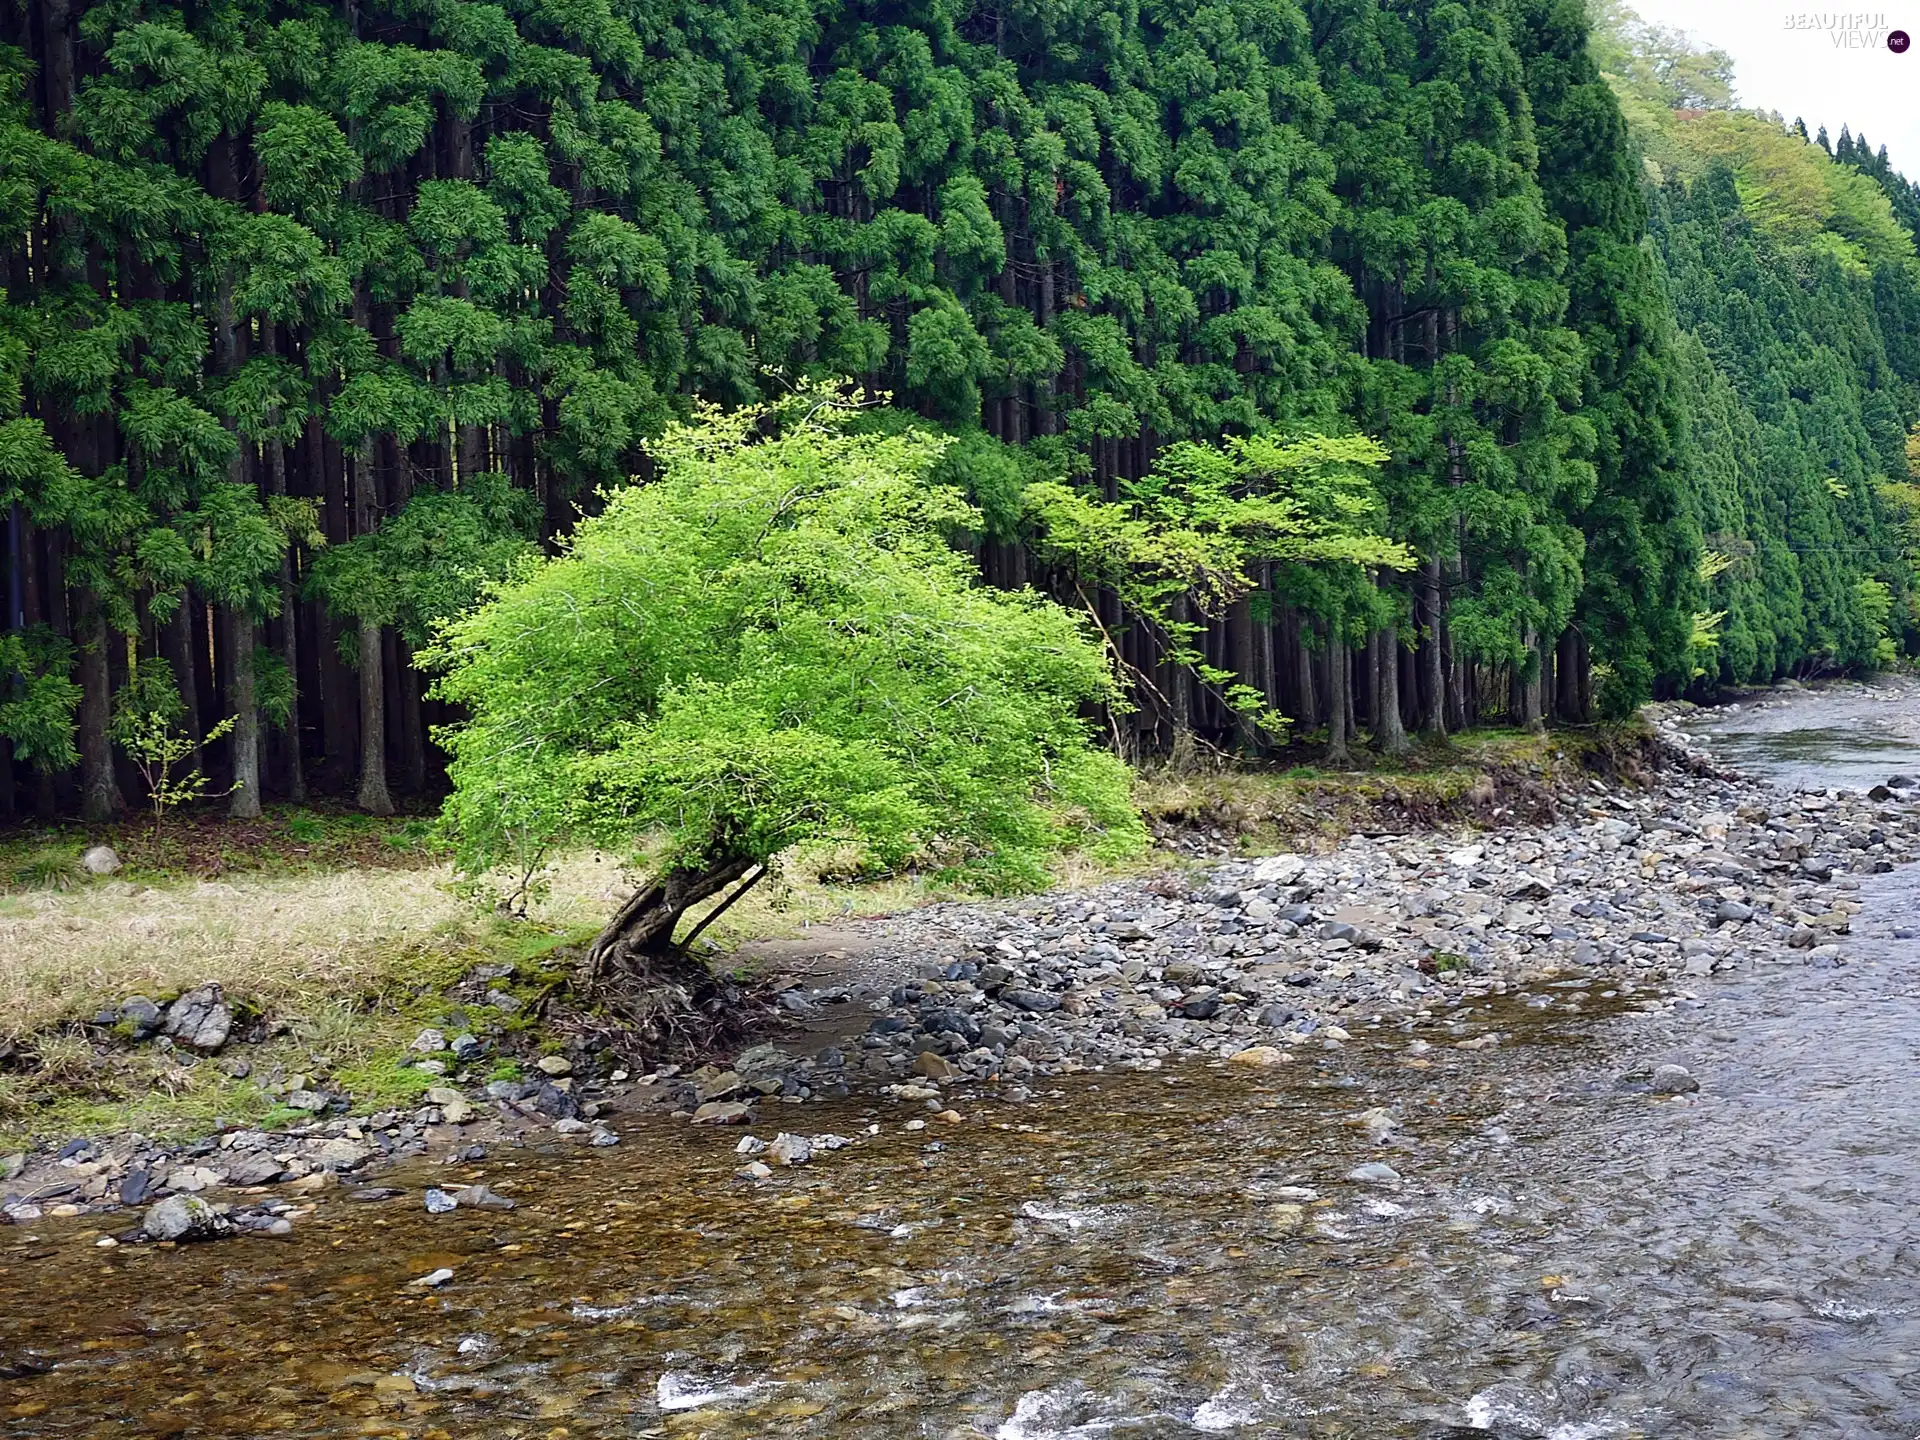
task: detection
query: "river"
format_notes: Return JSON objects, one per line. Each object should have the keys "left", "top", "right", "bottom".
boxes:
{"left": 3, "top": 684, "right": 1918, "bottom": 1439}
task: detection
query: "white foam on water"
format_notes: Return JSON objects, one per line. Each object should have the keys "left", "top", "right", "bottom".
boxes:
{"left": 994, "top": 1384, "right": 1139, "bottom": 1440}
{"left": 1190, "top": 1387, "right": 1261, "bottom": 1430}
{"left": 570, "top": 1294, "right": 682, "bottom": 1320}
{"left": 1020, "top": 1202, "right": 1107, "bottom": 1230}
{"left": 654, "top": 1371, "right": 767, "bottom": 1412}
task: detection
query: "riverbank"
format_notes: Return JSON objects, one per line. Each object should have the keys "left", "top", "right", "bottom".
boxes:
{"left": 4, "top": 703, "right": 1916, "bottom": 1235}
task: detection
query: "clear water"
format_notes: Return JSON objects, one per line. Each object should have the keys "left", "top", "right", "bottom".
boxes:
{"left": 5, "top": 687, "right": 1920, "bottom": 1439}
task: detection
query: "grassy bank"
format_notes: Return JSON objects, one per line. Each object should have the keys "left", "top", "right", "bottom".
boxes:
{"left": 0, "top": 725, "right": 1649, "bottom": 1148}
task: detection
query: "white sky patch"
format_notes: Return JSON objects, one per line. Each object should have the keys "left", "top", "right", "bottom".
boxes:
{"left": 1633, "top": 2, "right": 1920, "bottom": 180}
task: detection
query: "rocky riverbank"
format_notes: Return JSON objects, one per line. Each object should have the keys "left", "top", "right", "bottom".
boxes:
{"left": 5, "top": 709, "right": 1917, "bottom": 1237}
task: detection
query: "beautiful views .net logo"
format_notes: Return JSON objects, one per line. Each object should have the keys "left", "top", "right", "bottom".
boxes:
{"left": 1781, "top": 12, "right": 1912, "bottom": 48}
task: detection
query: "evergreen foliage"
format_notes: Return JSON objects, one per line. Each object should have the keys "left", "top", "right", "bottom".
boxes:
{"left": 0, "top": 0, "right": 1914, "bottom": 833}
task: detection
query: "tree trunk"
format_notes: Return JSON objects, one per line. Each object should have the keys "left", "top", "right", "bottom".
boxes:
{"left": 1520, "top": 628, "right": 1545, "bottom": 733}
{"left": 356, "top": 616, "right": 393, "bottom": 815}
{"left": 1418, "top": 554, "right": 1446, "bottom": 739}
{"left": 588, "top": 857, "right": 758, "bottom": 980}
{"left": 76, "top": 590, "right": 122, "bottom": 821}
{"left": 1375, "top": 624, "right": 1410, "bottom": 756}
{"left": 1228, "top": 594, "right": 1258, "bottom": 754}
{"left": 267, "top": 435, "right": 306, "bottom": 801}
{"left": 1166, "top": 594, "right": 1196, "bottom": 771}
{"left": 351, "top": 433, "right": 393, "bottom": 815}
{"left": 228, "top": 607, "right": 261, "bottom": 819}
{"left": 1324, "top": 635, "right": 1350, "bottom": 765}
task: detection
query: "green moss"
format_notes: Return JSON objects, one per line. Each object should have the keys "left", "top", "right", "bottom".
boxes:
{"left": 331, "top": 1056, "right": 436, "bottom": 1108}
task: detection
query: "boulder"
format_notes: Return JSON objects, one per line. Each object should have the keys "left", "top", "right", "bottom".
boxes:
{"left": 162, "top": 985, "right": 233, "bottom": 1051}
{"left": 767, "top": 1133, "right": 813, "bottom": 1166}
{"left": 143, "top": 1194, "right": 226, "bottom": 1242}
{"left": 1227, "top": 1045, "right": 1289, "bottom": 1068}
{"left": 81, "top": 844, "right": 121, "bottom": 876}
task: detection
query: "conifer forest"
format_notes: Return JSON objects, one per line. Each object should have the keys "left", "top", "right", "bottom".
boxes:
{"left": 3, "top": 0, "right": 1919, "bottom": 824}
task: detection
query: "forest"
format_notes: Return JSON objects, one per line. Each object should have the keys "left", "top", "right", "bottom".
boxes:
{"left": 2, "top": 0, "right": 1919, "bottom": 825}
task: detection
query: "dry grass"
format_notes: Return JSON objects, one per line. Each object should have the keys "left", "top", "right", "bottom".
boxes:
{"left": 0, "top": 830, "right": 1166, "bottom": 1044}
{"left": 0, "top": 856, "right": 617, "bottom": 1043}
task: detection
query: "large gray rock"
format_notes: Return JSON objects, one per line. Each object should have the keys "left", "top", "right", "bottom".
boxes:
{"left": 143, "top": 1194, "right": 226, "bottom": 1242}
{"left": 80, "top": 844, "right": 122, "bottom": 876}
{"left": 221, "top": 1153, "right": 284, "bottom": 1187}
{"left": 163, "top": 985, "right": 233, "bottom": 1051}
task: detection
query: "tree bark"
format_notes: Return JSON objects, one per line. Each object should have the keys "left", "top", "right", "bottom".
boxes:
{"left": 267, "top": 435, "right": 306, "bottom": 801}
{"left": 1324, "top": 635, "right": 1350, "bottom": 764}
{"left": 76, "top": 590, "right": 122, "bottom": 821}
{"left": 1166, "top": 594, "right": 1196, "bottom": 770}
{"left": 1520, "top": 628, "right": 1545, "bottom": 733}
{"left": 588, "top": 857, "right": 758, "bottom": 981}
{"left": 228, "top": 607, "right": 261, "bottom": 818}
{"left": 356, "top": 616, "right": 393, "bottom": 815}
{"left": 1228, "top": 594, "right": 1258, "bottom": 754}
{"left": 1375, "top": 624, "right": 1410, "bottom": 756}
{"left": 1418, "top": 554, "right": 1446, "bottom": 738}
{"left": 351, "top": 435, "right": 393, "bottom": 815}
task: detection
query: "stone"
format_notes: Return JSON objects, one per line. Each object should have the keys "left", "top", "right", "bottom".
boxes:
{"left": 410, "top": 1268, "right": 455, "bottom": 1288}
{"left": 80, "top": 845, "right": 121, "bottom": 876}
{"left": 589, "top": 1127, "right": 621, "bottom": 1147}
{"left": 222, "top": 1154, "right": 284, "bottom": 1187}
{"left": 410, "top": 1028, "right": 447, "bottom": 1053}
{"left": 143, "top": 1194, "right": 225, "bottom": 1242}
{"left": 1251, "top": 854, "right": 1308, "bottom": 886}
{"left": 168, "top": 1165, "right": 222, "bottom": 1193}
{"left": 531, "top": 1083, "right": 580, "bottom": 1121}
{"left": 118, "top": 996, "right": 165, "bottom": 1040}
{"left": 451, "top": 1033, "right": 486, "bottom": 1063}
{"left": 535, "top": 1055, "right": 573, "bottom": 1077}
{"left": 691, "top": 1101, "right": 753, "bottom": 1125}
{"left": 1650, "top": 1063, "right": 1699, "bottom": 1095}
{"left": 1347, "top": 1162, "right": 1402, "bottom": 1185}
{"left": 1228, "top": 1045, "right": 1289, "bottom": 1068}
{"left": 423, "top": 1188, "right": 459, "bottom": 1214}
{"left": 310, "top": 1139, "right": 370, "bottom": 1171}
{"left": 284, "top": 1089, "right": 327, "bottom": 1114}
{"left": 767, "top": 1133, "right": 813, "bottom": 1166}
{"left": 454, "top": 1184, "right": 516, "bottom": 1210}
{"left": 1002, "top": 988, "right": 1061, "bottom": 1013}
{"left": 1713, "top": 900, "right": 1754, "bottom": 925}
{"left": 912, "top": 1052, "right": 957, "bottom": 1082}
{"left": 119, "top": 1167, "right": 157, "bottom": 1205}
{"left": 0, "top": 1153, "right": 23, "bottom": 1183}
{"left": 162, "top": 984, "right": 233, "bottom": 1051}
{"left": 345, "top": 1187, "right": 404, "bottom": 1202}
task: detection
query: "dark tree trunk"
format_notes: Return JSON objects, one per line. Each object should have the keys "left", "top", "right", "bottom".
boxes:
{"left": 228, "top": 607, "right": 261, "bottom": 818}
{"left": 587, "top": 857, "right": 759, "bottom": 980}
{"left": 1418, "top": 554, "right": 1446, "bottom": 738}
{"left": 76, "top": 591, "right": 122, "bottom": 821}
{"left": 356, "top": 616, "right": 393, "bottom": 815}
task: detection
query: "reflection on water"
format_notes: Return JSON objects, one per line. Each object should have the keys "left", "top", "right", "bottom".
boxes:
{"left": 6, "top": 689, "right": 1920, "bottom": 1438}
{"left": 1684, "top": 683, "right": 1920, "bottom": 793}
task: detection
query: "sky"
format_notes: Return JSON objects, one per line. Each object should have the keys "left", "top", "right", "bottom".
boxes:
{"left": 1635, "top": 2, "right": 1920, "bottom": 177}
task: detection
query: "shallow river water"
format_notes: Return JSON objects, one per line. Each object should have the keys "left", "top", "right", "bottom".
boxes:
{"left": 5, "top": 688, "right": 1920, "bottom": 1440}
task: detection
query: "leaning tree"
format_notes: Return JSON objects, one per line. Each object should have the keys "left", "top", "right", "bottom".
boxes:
{"left": 428, "top": 388, "right": 1144, "bottom": 1018}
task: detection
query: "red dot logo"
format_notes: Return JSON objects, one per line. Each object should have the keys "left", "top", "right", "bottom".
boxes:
{"left": 1892, "top": 28, "right": 1912, "bottom": 51}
